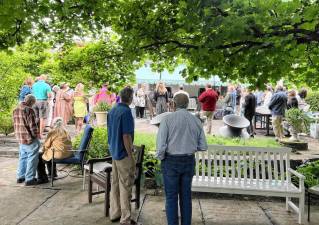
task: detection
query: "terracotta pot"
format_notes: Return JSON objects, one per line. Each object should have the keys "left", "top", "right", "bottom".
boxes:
{"left": 95, "top": 111, "right": 107, "bottom": 127}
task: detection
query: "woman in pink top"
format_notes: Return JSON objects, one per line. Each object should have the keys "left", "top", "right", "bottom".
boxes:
{"left": 93, "top": 84, "right": 116, "bottom": 105}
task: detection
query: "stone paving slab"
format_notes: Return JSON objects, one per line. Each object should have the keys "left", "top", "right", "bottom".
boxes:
{"left": 259, "top": 201, "right": 300, "bottom": 225}
{"left": 138, "top": 195, "right": 203, "bottom": 225}
{"left": 0, "top": 186, "right": 57, "bottom": 225}
{"left": 199, "top": 198, "right": 272, "bottom": 225}
{"left": 18, "top": 189, "right": 112, "bottom": 225}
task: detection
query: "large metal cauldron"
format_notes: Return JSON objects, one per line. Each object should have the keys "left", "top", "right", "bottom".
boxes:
{"left": 219, "top": 114, "right": 250, "bottom": 139}
{"left": 150, "top": 112, "right": 172, "bottom": 126}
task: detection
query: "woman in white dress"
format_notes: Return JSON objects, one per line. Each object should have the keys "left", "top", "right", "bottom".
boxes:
{"left": 135, "top": 84, "right": 147, "bottom": 118}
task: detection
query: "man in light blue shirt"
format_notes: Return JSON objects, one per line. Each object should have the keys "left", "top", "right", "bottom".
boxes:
{"left": 32, "top": 74, "right": 52, "bottom": 137}
{"left": 156, "top": 93, "right": 207, "bottom": 225}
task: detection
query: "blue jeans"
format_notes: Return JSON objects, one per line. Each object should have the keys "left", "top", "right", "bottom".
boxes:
{"left": 17, "top": 139, "right": 40, "bottom": 182}
{"left": 161, "top": 155, "right": 195, "bottom": 225}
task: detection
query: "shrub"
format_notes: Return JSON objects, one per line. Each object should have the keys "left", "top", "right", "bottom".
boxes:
{"left": 306, "top": 92, "right": 319, "bottom": 112}
{"left": 285, "top": 108, "right": 313, "bottom": 133}
{"left": 0, "top": 113, "right": 14, "bottom": 136}
{"left": 296, "top": 160, "right": 319, "bottom": 188}
{"left": 93, "top": 102, "right": 112, "bottom": 112}
{"left": 73, "top": 127, "right": 108, "bottom": 159}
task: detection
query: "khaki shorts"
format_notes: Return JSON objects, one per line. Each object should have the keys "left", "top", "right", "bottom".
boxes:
{"left": 34, "top": 101, "right": 48, "bottom": 119}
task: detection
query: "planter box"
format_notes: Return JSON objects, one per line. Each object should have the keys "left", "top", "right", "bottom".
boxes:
{"left": 95, "top": 111, "right": 107, "bottom": 127}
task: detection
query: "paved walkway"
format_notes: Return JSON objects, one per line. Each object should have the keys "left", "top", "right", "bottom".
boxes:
{"left": 0, "top": 157, "right": 318, "bottom": 225}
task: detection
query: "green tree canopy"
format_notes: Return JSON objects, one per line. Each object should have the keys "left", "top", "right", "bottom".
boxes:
{"left": 46, "top": 40, "right": 135, "bottom": 92}
{"left": 0, "top": 42, "right": 48, "bottom": 115}
{"left": 1, "top": 0, "right": 319, "bottom": 87}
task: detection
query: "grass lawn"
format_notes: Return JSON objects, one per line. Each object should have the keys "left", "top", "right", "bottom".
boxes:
{"left": 134, "top": 133, "right": 280, "bottom": 152}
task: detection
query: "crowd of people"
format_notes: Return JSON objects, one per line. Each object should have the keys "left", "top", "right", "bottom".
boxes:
{"left": 18, "top": 75, "right": 118, "bottom": 136}
{"left": 13, "top": 76, "right": 311, "bottom": 225}
{"left": 14, "top": 74, "right": 118, "bottom": 186}
{"left": 197, "top": 83, "right": 309, "bottom": 140}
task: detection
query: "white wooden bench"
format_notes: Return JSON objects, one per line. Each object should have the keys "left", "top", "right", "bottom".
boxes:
{"left": 192, "top": 145, "right": 305, "bottom": 224}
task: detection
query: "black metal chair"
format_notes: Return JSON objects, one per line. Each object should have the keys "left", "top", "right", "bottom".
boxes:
{"left": 51, "top": 125, "right": 94, "bottom": 187}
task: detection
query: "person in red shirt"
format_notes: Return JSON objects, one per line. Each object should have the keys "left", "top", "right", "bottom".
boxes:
{"left": 198, "top": 84, "right": 219, "bottom": 134}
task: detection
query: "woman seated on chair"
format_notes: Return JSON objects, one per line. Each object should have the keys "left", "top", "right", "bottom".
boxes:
{"left": 39, "top": 117, "right": 73, "bottom": 178}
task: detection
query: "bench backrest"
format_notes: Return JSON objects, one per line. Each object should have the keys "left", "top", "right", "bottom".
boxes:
{"left": 194, "top": 145, "right": 292, "bottom": 186}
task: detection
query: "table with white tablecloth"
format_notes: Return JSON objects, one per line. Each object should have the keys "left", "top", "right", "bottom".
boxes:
{"left": 254, "top": 106, "right": 273, "bottom": 136}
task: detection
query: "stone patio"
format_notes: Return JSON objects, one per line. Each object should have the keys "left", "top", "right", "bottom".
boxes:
{"left": 0, "top": 157, "right": 318, "bottom": 225}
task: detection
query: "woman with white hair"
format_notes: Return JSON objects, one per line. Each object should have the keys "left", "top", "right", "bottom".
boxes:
{"left": 41, "top": 117, "right": 73, "bottom": 177}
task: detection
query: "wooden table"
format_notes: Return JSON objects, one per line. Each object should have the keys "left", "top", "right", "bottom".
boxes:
{"left": 254, "top": 106, "right": 272, "bottom": 136}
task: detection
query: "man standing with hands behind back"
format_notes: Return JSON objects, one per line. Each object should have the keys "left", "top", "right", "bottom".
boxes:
{"left": 107, "top": 86, "right": 137, "bottom": 225}
{"left": 156, "top": 93, "right": 208, "bottom": 225}
{"left": 13, "top": 94, "right": 41, "bottom": 186}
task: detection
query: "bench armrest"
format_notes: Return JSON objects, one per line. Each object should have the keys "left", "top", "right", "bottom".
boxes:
{"left": 288, "top": 168, "right": 305, "bottom": 180}
{"left": 86, "top": 156, "right": 112, "bottom": 173}
{"left": 86, "top": 156, "right": 112, "bottom": 165}
{"left": 68, "top": 149, "right": 82, "bottom": 152}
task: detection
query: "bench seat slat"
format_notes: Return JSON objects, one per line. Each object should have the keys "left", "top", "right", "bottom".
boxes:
{"left": 192, "top": 177, "right": 300, "bottom": 194}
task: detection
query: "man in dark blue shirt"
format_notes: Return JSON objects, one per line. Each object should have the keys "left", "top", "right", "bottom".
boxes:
{"left": 268, "top": 85, "right": 287, "bottom": 141}
{"left": 107, "top": 86, "right": 137, "bottom": 225}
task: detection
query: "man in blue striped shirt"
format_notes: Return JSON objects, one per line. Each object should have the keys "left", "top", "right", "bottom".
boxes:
{"left": 156, "top": 93, "right": 208, "bottom": 225}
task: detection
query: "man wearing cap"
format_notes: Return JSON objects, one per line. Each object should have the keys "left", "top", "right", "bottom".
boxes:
{"left": 198, "top": 84, "right": 219, "bottom": 134}
{"left": 32, "top": 74, "right": 52, "bottom": 137}
{"left": 156, "top": 93, "right": 208, "bottom": 225}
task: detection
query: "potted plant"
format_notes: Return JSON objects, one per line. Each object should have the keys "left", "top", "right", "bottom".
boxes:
{"left": 306, "top": 92, "right": 319, "bottom": 139}
{"left": 93, "top": 102, "right": 111, "bottom": 127}
{"left": 285, "top": 108, "right": 312, "bottom": 141}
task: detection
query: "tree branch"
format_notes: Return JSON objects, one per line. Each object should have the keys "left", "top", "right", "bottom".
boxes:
{"left": 211, "top": 6, "right": 229, "bottom": 17}
{"left": 12, "top": 19, "right": 22, "bottom": 37}
{"left": 141, "top": 40, "right": 198, "bottom": 50}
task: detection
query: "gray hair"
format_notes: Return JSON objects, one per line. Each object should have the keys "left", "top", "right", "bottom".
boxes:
{"left": 173, "top": 93, "right": 189, "bottom": 109}
{"left": 52, "top": 117, "right": 63, "bottom": 129}
{"left": 24, "top": 94, "right": 36, "bottom": 106}
{"left": 120, "top": 86, "right": 134, "bottom": 103}
{"left": 276, "top": 84, "right": 284, "bottom": 92}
